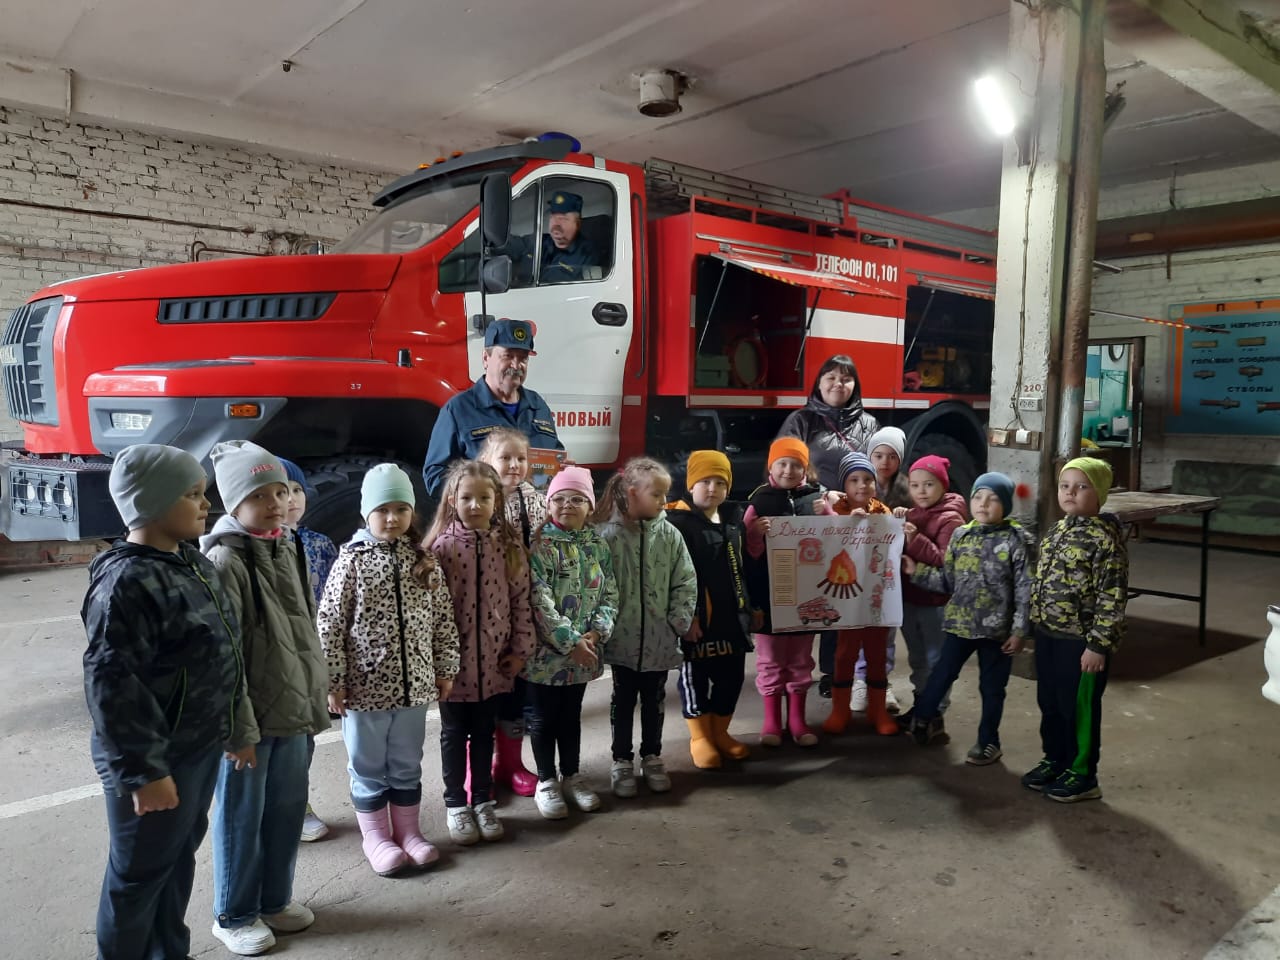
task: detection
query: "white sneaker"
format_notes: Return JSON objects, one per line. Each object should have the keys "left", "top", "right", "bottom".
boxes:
{"left": 885, "top": 685, "right": 901, "bottom": 714}
{"left": 211, "top": 919, "right": 275, "bottom": 956}
{"left": 262, "top": 900, "right": 314, "bottom": 933}
{"left": 850, "top": 678, "right": 868, "bottom": 712}
{"left": 611, "top": 759, "right": 638, "bottom": 798}
{"left": 534, "top": 778, "right": 568, "bottom": 819}
{"left": 561, "top": 773, "right": 601, "bottom": 811}
{"left": 299, "top": 803, "right": 329, "bottom": 842}
{"left": 446, "top": 805, "right": 480, "bottom": 845}
{"left": 640, "top": 754, "right": 672, "bottom": 793}
{"left": 474, "top": 800, "right": 505, "bottom": 841}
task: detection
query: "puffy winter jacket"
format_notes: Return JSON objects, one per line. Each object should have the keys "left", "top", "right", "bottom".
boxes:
{"left": 777, "top": 393, "right": 880, "bottom": 491}
{"left": 201, "top": 516, "right": 330, "bottom": 744}
{"left": 82, "top": 541, "right": 243, "bottom": 793}
{"left": 430, "top": 520, "right": 536, "bottom": 702}
{"left": 524, "top": 521, "right": 618, "bottom": 686}
{"left": 913, "top": 519, "right": 1034, "bottom": 640}
{"left": 744, "top": 478, "right": 829, "bottom": 632}
{"left": 902, "top": 491, "right": 969, "bottom": 607}
{"left": 318, "top": 530, "right": 461, "bottom": 712}
{"left": 1031, "top": 513, "right": 1129, "bottom": 654}
{"left": 597, "top": 512, "right": 697, "bottom": 673}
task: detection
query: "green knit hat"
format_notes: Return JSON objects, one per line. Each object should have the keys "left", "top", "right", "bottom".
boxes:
{"left": 1062, "top": 456, "right": 1113, "bottom": 506}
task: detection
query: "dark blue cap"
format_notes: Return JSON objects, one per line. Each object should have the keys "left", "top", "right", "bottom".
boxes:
{"left": 839, "top": 451, "right": 875, "bottom": 488}
{"left": 972, "top": 471, "right": 1014, "bottom": 516}
{"left": 546, "top": 191, "right": 582, "bottom": 214}
{"left": 484, "top": 318, "right": 537, "bottom": 353}
{"left": 276, "top": 457, "right": 314, "bottom": 495}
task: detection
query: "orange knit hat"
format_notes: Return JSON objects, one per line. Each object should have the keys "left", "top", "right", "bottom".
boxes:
{"left": 767, "top": 437, "right": 810, "bottom": 470}
{"left": 686, "top": 450, "right": 732, "bottom": 489}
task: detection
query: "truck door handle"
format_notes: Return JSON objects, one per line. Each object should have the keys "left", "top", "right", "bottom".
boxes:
{"left": 592, "top": 302, "right": 628, "bottom": 326}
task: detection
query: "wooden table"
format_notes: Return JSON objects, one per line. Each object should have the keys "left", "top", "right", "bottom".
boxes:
{"left": 1106, "top": 492, "right": 1222, "bottom": 646}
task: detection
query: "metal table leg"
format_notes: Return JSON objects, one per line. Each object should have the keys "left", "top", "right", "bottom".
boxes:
{"left": 1198, "top": 509, "right": 1210, "bottom": 647}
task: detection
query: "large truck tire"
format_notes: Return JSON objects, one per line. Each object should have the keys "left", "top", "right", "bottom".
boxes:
{"left": 302, "top": 456, "right": 429, "bottom": 546}
{"left": 907, "top": 433, "right": 981, "bottom": 503}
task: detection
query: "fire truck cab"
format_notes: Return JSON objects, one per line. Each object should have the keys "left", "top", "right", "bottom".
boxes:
{"left": 0, "top": 137, "right": 996, "bottom": 543}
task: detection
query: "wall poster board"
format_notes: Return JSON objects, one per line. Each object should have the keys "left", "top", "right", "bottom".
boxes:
{"left": 765, "top": 515, "right": 905, "bottom": 631}
{"left": 1168, "top": 298, "right": 1280, "bottom": 435}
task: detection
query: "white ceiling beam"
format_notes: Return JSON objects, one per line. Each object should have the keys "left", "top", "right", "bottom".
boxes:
{"left": 1111, "top": 0, "right": 1280, "bottom": 135}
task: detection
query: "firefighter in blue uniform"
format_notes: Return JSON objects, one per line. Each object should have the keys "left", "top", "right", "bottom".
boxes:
{"left": 422, "top": 318, "right": 564, "bottom": 499}
{"left": 506, "top": 191, "right": 600, "bottom": 285}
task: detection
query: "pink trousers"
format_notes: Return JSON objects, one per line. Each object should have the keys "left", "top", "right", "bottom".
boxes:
{"left": 753, "top": 633, "right": 816, "bottom": 697}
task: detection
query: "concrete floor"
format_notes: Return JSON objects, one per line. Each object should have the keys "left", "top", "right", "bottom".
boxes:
{"left": 1, "top": 540, "right": 1278, "bottom": 960}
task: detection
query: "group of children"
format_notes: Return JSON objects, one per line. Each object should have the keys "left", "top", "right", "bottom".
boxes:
{"left": 82, "top": 425, "right": 1128, "bottom": 959}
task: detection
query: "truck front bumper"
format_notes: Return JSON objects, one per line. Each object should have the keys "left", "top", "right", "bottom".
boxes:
{"left": 0, "top": 453, "right": 120, "bottom": 541}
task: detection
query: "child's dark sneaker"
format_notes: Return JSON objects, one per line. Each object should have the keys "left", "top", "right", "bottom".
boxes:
{"left": 965, "top": 742, "right": 1003, "bottom": 766}
{"left": 1020, "top": 759, "right": 1062, "bottom": 792}
{"left": 818, "top": 673, "right": 833, "bottom": 699}
{"left": 895, "top": 708, "right": 914, "bottom": 732}
{"left": 910, "top": 714, "right": 944, "bottom": 746}
{"left": 1044, "top": 771, "right": 1101, "bottom": 803}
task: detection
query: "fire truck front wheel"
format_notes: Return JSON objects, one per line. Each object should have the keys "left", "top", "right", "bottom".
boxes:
{"left": 301, "top": 455, "right": 429, "bottom": 545}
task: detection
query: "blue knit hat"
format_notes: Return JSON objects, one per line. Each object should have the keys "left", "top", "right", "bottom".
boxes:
{"left": 276, "top": 457, "right": 313, "bottom": 494}
{"left": 972, "top": 471, "right": 1014, "bottom": 516}
{"left": 838, "top": 451, "right": 875, "bottom": 488}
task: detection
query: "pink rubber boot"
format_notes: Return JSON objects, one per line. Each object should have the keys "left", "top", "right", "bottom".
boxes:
{"left": 760, "top": 693, "right": 784, "bottom": 747}
{"left": 493, "top": 722, "right": 538, "bottom": 798}
{"left": 787, "top": 689, "right": 819, "bottom": 746}
{"left": 355, "top": 808, "right": 409, "bottom": 877}
{"left": 389, "top": 803, "right": 440, "bottom": 868}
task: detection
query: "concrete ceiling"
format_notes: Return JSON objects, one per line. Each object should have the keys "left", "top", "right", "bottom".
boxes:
{"left": 2, "top": 0, "right": 1280, "bottom": 215}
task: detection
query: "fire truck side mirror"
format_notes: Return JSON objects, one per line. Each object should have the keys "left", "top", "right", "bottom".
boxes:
{"left": 480, "top": 173, "right": 511, "bottom": 248}
{"left": 481, "top": 255, "right": 512, "bottom": 295}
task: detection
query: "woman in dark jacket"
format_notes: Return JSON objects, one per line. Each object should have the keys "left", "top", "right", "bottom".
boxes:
{"left": 777, "top": 355, "right": 881, "bottom": 692}
{"left": 776, "top": 355, "right": 881, "bottom": 492}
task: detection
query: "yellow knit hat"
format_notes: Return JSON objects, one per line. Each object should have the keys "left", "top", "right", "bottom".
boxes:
{"left": 686, "top": 450, "right": 732, "bottom": 490}
{"left": 1062, "top": 456, "right": 1113, "bottom": 506}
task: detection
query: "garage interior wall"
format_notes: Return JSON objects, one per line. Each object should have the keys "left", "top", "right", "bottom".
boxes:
{"left": 0, "top": 105, "right": 394, "bottom": 443}
{"left": 944, "top": 158, "right": 1280, "bottom": 488}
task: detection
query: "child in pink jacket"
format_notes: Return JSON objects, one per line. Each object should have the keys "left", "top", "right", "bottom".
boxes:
{"left": 425, "top": 461, "right": 536, "bottom": 846}
{"left": 894, "top": 455, "right": 967, "bottom": 722}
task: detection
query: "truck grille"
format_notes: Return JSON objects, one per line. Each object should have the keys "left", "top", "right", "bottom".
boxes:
{"left": 1, "top": 296, "right": 63, "bottom": 426}
{"left": 157, "top": 293, "right": 335, "bottom": 324}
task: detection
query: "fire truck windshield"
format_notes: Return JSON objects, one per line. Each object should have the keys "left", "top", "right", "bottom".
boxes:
{"left": 333, "top": 163, "right": 520, "bottom": 255}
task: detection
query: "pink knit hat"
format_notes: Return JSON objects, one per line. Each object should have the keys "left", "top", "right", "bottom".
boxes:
{"left": 547, "top": 465, "right": 596, "bottom": 508}
{"left": 909, "top": 455, "right": 951, "bottom": 490}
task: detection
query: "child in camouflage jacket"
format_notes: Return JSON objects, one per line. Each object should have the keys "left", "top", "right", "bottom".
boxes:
{"left": 1022, "top": 457, "right": 1128, "bottom": 804}
{"left": 903, "top": 472, "right": 1032, "bottom": 765}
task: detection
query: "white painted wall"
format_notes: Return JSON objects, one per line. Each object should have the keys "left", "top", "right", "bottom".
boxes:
{"left": 0, "top": 105, "right": 395, "bottom": 443}
{"left": 944, "top": 159, "right": 1280, "bottom": 488}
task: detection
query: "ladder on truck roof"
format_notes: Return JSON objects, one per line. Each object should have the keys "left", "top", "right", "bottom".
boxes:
{"left": 642, "top": 158, "right": 996, "bottom": 259}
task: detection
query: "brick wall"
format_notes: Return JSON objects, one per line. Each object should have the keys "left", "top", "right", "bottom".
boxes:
{"left": 0, "top": 104, "right": 396, "bottom": 443}
{"left": 943, "top": 160, "right": 1280, "bottom": 488}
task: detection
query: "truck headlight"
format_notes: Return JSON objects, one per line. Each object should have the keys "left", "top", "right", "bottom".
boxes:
{"left": 110, "top": 412, "right": 153, "bottom": 431}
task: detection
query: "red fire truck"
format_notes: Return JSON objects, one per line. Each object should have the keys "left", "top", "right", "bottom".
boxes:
{"left": 0, "top": 138, "right": 996, "bottom": 543}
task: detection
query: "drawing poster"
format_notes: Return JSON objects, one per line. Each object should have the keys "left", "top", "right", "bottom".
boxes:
{"left": 765, "top": 515, "right": 904, "bottom": 632}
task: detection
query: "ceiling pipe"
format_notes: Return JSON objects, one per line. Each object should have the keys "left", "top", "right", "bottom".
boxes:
{"left": 1094, "top": 197, "right": 1280, "bottom": 258}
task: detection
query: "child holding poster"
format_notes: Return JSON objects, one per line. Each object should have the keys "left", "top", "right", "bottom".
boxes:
{"left": 824, "top": 453, "right": 899, "bottom": 736}
{"left": 744, "top": 438, "right": 829, "bottom": 747}
{"left": 893, "top": 455, "right": 967, "bottom": 726}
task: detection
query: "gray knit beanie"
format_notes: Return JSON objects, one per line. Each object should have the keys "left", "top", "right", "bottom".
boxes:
{"left": 210, "top": 440, "right": 288, "bottom": 514}
{"left": 108, "top": 444, "right": 207, "bottom": 530}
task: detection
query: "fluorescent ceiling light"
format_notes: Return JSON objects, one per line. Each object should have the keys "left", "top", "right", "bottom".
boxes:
{"left": 973, "top": 75, "right": 1017, "bottom": 137}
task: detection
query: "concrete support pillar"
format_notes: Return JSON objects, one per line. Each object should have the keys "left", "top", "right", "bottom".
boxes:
{"left": 989, "top": 0, "right": 1103, "bottom": 533}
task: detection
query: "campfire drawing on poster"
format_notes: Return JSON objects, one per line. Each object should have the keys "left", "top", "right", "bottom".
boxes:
{"left": 765, "top": 516, "right": 904, "bottom": 631}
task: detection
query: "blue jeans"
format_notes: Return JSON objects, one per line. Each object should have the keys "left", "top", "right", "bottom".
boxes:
{"left": 916, "top": 632, "right": 1014, "bottom": 746}
{"left": 342, "top": 705, "right": 428, "bottom": 811}
{"left": 901, "top": 604, "right": 948, "bottom": 710}
{"left": 212, "top": 735, "right": 309, "bottom": 928}
{"left": 93, "top": 738, "right": 221, "bottom": 960}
